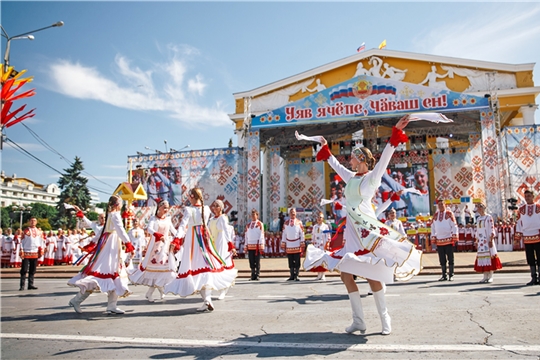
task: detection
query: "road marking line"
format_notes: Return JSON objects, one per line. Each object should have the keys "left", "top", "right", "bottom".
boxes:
{"left": 2, "top": 333, "right": 540, "bottom": 352}
{"left": 429, "top": 293, "right": 461, "bottom": 296}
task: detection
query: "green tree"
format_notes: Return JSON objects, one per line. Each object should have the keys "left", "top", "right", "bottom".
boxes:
{"left": 36, "top": 218, "right": 52, "bottom": 231}
{"left": 86, "top": 211, "right": 99, "bottom": 221}
{"left": 1, "top": 207, "right": 11, "bottom": 230}
{"left": 29, "top": 203, "right": 58, "bottom": 222}
{"left": 95, "top": 202, "right": 108, "bottom": 210}
{"left": 55, "top": 156, "right": 92, "bottom": 229}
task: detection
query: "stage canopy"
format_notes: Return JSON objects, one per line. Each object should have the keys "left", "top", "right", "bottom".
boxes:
{"left": 251, "top": 75, "right": 490, "bottom": 147}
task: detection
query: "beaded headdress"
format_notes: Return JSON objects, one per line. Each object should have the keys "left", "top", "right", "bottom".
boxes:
{"left": 351, "top": 145, "right": 367, "bottom": 163}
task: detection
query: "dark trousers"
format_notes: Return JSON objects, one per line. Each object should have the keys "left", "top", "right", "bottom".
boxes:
{"left": 287, "top": 253, "right": 301, "bottom": 277}
{"left": 20, "top": 258, "right": 38, "bottom": 288}
{"left": 248, "top": 250, "right": 261, "bottom": 279}
{"left": 437, "top": 244, "right": 454, "bottom": 277}
{"left": 525, "top": 243, "right": 540, "bottom": 280}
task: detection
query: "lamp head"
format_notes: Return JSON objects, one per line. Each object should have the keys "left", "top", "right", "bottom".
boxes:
{"left": 53, "top": 21, "right": 64, "bottom": 27}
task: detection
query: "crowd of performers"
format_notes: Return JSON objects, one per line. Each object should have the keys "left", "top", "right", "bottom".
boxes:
{"left": 4, "top": 115, "right": 540, "bottom": 336}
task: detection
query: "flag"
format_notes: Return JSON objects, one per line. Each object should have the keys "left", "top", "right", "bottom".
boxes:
{"left": 356, "top": 42, "right": 365, "bottom": 52}
{"left": 378, "top": 39, "right": 387, "bottom": 49}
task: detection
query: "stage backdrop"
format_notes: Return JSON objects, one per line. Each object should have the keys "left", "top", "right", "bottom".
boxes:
{"left": 286, "top": 159, "right": 325, "bottom": 217}
{"left": 502, "top": 125, "right": 540, "bottom": 204}
{"left": 127, "top": 147, "right": 244, "bottom": 228}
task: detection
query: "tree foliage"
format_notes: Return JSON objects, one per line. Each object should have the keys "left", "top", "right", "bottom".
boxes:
{"left": 55, "top": 156, "right": 92, "bottom": 229}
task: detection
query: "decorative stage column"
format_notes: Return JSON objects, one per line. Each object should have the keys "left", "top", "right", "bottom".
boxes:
{"left": 468, "top": 133, "right": 486, "bottom": 200}
{"left": 480, "top": 111, "right": 503, "bottom": 217}
{"left": 246, "top": 131, "right": 261, "bottom": 216}
{"left": 265, "top": 145, "right": 285, "bottom": 225}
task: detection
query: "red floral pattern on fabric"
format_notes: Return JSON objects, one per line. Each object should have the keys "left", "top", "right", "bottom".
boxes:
{"left": 379, "top": 227, "right": 389, "bottom": 236}
{"left": 361, "top": 229, "right": 370, "bottom": 238}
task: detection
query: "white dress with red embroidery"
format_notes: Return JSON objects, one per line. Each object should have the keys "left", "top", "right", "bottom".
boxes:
{"left": 474, "top": 214, "right": 502, "bottom": 272}
{"left": 303, "top": 127, "right": 422, "bottom": 283}
{"left": 43, "top": 235, "right": 57, "bottom": 266}
{"left": 164, "top": 205, "right": 237, "bottom": 297}
{"left": 11, "top": 235, "right": 22, "bottom": 268}
{"left": 128, "top": 215, "right": 177, "bottom": 287}
{"left": 68, "top": 211, "right": 132, "bottom": 296}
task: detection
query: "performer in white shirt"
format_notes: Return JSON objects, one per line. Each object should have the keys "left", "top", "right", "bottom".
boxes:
{"left": 19, "top": 217, "right": 43, "bottom": 291}
{"left": 385, "top": 209, "right": 406, "bottom": 236}
{"left": 282, "top": 208, "right": 305, "bottom": 281}
{"left": 515, "top": 190, "right": 540, "bottom": 285}
{"left": 311, "top": 212, "right": 330, "bottom": 281}
{"left": 1, "top": 228, "right": 14, "bottom": 268}
{"left": 43, "top": 231, "right": 57, "bottom": 266}
{"left": 128, "top": 219, "right": 146, "bottom": 267}
{"left": 244, "top": 209, "right": 265, "bottom": 281}
{"left": 431, "top": 200, "right": 459, "bottom": 281}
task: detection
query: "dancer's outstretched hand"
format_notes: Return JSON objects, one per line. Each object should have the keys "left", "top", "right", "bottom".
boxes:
{"left": 396, "top": 115, "right": 410, "bottom": 130}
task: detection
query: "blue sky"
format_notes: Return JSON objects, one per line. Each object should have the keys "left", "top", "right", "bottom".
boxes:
{"left": 2, "top": 1, "right": 540, "bottom": 202}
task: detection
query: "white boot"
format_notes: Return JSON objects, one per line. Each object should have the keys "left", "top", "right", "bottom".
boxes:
{"left": 106, "top": 291, "right": 125, "bottom": 314}
{"left": 320, "top": 273, "right": 326, "bottom": 281}
{"left": 157, "top": 286, "right": 165, "bottom": 300}
{"left": 316, "top": 273, "right": 322, "bottom": 281}
{"left": 145, "top": 287, "right": 155, "bottom": 302}
{"left": 373, "top": 289, "right": 391, "bottom": 335}
{"left": 345, "top": 291, "right": 366, "bottom": 334}
{"left": 486, "top": 271, "right": 493, "bottom": 283}
{"left": 69, "top": 291, "right": 90, "bottom": 314}
{"left": 196, "top": 289, "right": 214, "bottom": 312}
{"left": 217, "top": 287, "right": 228, "bottom": 300}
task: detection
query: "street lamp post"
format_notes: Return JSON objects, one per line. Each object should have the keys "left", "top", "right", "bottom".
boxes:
{"left": 1, "top": 21, "right": 64, "bottom": 73}
{"left": 11, "top": 205, "right": 32, "bottom": 230}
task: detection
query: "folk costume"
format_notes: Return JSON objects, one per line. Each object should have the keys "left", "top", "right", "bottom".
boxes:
{"left": 19, "top": 225, "right": 43, "bottom": 290}
{"left": 43, "top": 233, "right": 57, "bottom": 266}
{"left": 244, "top": 218, "right": 265, "bottom": 280}
{"left": 11, "top": 233, "right": 22, "bottom": 268}
{"left": 1, "top": 232, "right": 14, "bottom": 268}
{"left": 474, "top": 213, "right": 502, "bottom": 282}
{"left": 515, "top": 202, "right": 540, "bottom": 285}
{"left": 311, "top": 221, "right": 331, "bottom": 280}
{"left": 55, "top": 233, "right": 66, "bottom": 265}
{"left": 67, "top": 208, "right": 135, "bottom": 314}
{"left": 302, "top": 125, "right": 421, "bottom": 336}
{"left": 128, "top": 225, "right": 146, "bottom": 266}
{"left": 281, "top": 217, "right": 305, "bottom": 281}
{"left": 164, "top": 204, "right": 238, "bottom": 311}
{"left": 303, "top": 127, "right": 422, "bottom": 284}
{"left": 129, "top": 214, "right": 177, "bottom": 302}
{"left": 208, "top": 213, "right": 236, "bottom": 298}
{"left": 431, "top": 207, "right": 458, "bottom": 281}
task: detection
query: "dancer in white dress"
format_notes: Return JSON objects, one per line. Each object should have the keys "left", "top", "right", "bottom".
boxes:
{"left": 208, "top": 200, "right": 236, "bottom": 300}
{"left": 129, "top": 200, "right": 177, "bottom": 302}
{"left": 311, "top": 212, "right": 331, "bottom": 281}
{"left": 474, "top": 201, "right": 502, "bottom": 283}
{"left": 303, "top": 115, "right": 422, "bottom": 335}
{"left": 165, "top": 188, "right": 238, "bottom": 312}
{"left": 67, "top": 196, "right": 135, "bottom": 314}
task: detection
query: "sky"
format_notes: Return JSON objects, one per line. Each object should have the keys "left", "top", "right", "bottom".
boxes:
{"left": 2, "top": 1, "right": 540, "bottom": 203}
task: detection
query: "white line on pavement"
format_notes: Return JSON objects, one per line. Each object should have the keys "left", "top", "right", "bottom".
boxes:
{"left": 2, "top": 333, "right": 540, "bottom": 353}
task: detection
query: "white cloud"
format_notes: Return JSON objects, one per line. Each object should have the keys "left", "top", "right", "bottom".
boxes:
{"left": 188, "top": 74, "right": 206, "bottom": 96}
{"left": 413, "top": 5, "right": 540, "bottom": 64}
{"left": 4, "top": 142, "right": 46, "bottom": 152}
{"left": 103, "top": 165, "right": 128, "bottom": 169}
{"left": 47, "top": 46, "right": 230, "bottom": 127}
